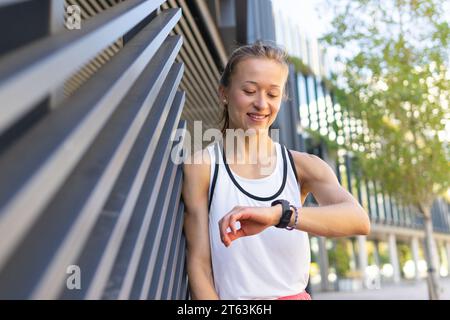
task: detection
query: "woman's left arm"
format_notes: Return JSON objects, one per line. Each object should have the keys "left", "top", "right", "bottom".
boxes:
{"left": 217, "top": 152, "right": 370, "bottom": 247}
{"left": 287, "top": 151, "right": 370, "bottom": 237}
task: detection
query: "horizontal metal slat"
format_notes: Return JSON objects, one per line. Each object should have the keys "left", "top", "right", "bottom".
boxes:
{"left": 173, "top": 16, "right": 219, "bottom": 103}
{"left": 180, "top": 82, "right": 218, "bottom": 125}
{"left": 0, "top": 36, "right": 183, "bottom": 300}
{"left": 31, "top": 57, "right": 184, "bottom": 299}
{"left": 85, "top": 90, "right": 185, "bottom": 300}
{"left": 81, "top": 98, "right": 185, "bottom": 299}
{"left": 148, "top": 165, "right": 184, "bottom": 299}
{"left": 0, "top": 9, "right": 181, "bottom": 273}
{"left": 0, "top": 0, "right": 165, "bottom": 135}
{"left": 174, "top": 24, "right": 218, "bottom": 108}
{"left": 160, "top": 198, "right": 185, "bottom": 300}
{"left": 55, "top": 47, "right": 184, "bottom": 301}
{"left": 178, "top": 65, "right": 218, "bottom": 126}
{"left": 0, "top": 0, "right": 32, "bottom": 8}
{"left": 191, "top": 0, "right": 228, "bottom": 66}
{"left": 125, "top": 92, "right": 187, "bottom": 300}
{"left": 133, "top": 146, "right": 182, "bottom": 299}
{"left": 179, "top": 265, "right": 189, "bottom": 299}
{"left": 102, "top": 96, "right": 185, "bottom": 300}
{"left": 176, "top": 0, "right": 220, "bottom": 87}
{"left": 173, "top": 235, "right": 187, "bottom": 299}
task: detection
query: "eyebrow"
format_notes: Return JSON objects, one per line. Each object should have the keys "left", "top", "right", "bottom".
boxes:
{"left": 243, "top": 81, "right": 281, "bottom": 88}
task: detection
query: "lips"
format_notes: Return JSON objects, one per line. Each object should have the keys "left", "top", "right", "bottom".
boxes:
{"left": 247, "top": 113, "right": 269, "bottom": 122}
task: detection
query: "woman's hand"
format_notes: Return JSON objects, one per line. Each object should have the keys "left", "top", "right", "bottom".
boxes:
{"left": 218, "top": 205, "right": 282, "bottom": 247}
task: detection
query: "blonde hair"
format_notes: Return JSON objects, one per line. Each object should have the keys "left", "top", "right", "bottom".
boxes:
{"left": 218, "top": 41, "right": 289, "bottom": 135}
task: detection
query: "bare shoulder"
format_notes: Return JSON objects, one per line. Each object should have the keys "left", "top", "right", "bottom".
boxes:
{"left": 288, "top": 150, "right": 337, "bottom": 187}
{"left": 182, "top": 146, "right": 212, "bottom": 203}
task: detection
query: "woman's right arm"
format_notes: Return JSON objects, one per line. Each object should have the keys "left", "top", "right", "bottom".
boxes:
{"left": 182, "top": 149, "right": 219, "bottom": 300}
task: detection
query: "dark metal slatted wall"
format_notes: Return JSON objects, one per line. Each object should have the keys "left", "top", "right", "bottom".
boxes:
{"left": 64, "top": 0, "right": 125, "bottom": 97}
{"left": 162, "top": 0, "right": 226, "bottom": 152}
{"left": 0, "top": 0, "right": 191, "bottom": 299}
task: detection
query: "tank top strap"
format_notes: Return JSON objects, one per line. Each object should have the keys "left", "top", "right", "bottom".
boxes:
{"left": 208, "top": 141, "right": 300, "bottom": 209}
{"left": 219, "top": 141, "right": 287, "bottom": 201}
{"left": 208, "top": 142, "right": 220, "bottom": 212}
{"left": 284, "top": 146, "right": 300, "bottom": 191}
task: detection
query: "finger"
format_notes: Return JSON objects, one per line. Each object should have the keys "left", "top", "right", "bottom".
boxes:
{"left": 219, "top": 207, "right": 245, "bottom": 246}
{"left": 229, "top": 213, "right": 240, "bottom": 235}
{"left": 227, "top": 229, "right": 246, "bottom": 243}
{"left": 218, "top": 215, "right": 232, "bottom": 245}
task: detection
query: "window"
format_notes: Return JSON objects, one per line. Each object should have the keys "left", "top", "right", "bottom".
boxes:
{"left": 298, "top": 74, "right": 310, "bottom": 129}
{"left": 306, "top": 76, "right": 318, "bottom": 131}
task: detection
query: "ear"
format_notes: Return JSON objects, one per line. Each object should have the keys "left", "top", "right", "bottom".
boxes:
{"left": 218, "top": 85, "right": 227, "bottom": 102}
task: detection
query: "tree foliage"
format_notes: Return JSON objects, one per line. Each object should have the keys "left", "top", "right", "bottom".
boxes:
{"left": 328, "top": 239, "right": 351, "bottom": 277}
{"left": 319, "top": 0, "right": 450, "bottom": 211}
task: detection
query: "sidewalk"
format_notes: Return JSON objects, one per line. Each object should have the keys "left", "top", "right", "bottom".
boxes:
{"left": 311, "top": 277, "right": 450, "bottom": 300}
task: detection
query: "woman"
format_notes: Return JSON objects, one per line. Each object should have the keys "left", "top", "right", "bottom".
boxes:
{"left": 182, "top": 42, "right": 370, "bottom": 300}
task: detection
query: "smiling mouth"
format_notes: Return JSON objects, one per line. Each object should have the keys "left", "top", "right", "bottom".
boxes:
{"left": 247, "top": 113, "right": 269, "bottom": 121}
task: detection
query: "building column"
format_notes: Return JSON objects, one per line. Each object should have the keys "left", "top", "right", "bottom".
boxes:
{"left": 357, "top": 235, "right": 368, "bottom": 287}
{"left": 373, "top": 240, "right": 381, "bottom": 268}
{"left": 446, "top": 242, "right": 450, "bottom": 277}
{"left": 372, "top": 240, "right": 383, "bottom": 288}
{"left": 388, "top": 234, "right": 401, "bottom": 283}
{"left": 349, "top": 238, "right": 358, "bottom": 272}
{"left": 317, "top": 236, "right": 330, "bottom": 291}
{"left": 411, "top": 237, "right": 421, "bottom": 281}
{"left": 432, "top": 239, "right": 441, "bottom": 278}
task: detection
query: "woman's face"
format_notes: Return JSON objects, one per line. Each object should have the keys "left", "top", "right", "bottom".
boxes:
{"left": 221, "top": 58, "right": 288, "bottom": 132}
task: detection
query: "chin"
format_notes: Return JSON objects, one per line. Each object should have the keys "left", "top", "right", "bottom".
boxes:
{"left": 246, "top": 124, "right": 269, "bottom": 133}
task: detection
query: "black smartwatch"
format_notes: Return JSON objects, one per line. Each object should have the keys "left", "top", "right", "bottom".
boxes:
{"left": 271, "top": 199, "right": 292, "bottom": 228}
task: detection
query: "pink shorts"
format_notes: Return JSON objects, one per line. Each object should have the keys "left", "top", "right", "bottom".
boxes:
{"left": 277, "top": 291, "right": 312, "bottom": 300}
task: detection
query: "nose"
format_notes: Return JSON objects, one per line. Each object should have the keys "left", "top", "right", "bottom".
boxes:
{"left": 253, "top": 92, "right": 268, "bottom": 110}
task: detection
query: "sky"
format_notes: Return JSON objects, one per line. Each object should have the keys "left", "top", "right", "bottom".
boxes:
{"left": 271, "top": 0, "right": 329, "bottom": 39}
{"left": 273, "top": 0, "right": 450, "bottom": 39}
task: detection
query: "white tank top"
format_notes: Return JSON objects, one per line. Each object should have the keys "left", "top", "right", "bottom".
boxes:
{"left": 206, "top": 141, "right": 310, "bottom": 300}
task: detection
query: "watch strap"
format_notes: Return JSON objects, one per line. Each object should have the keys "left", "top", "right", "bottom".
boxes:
{"left": 271, "top": 199, "right": 292, "bottom": 228}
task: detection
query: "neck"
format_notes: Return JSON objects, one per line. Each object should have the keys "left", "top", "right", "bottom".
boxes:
{"left": 222, "top": 128, "right": 275, "bottom": 165}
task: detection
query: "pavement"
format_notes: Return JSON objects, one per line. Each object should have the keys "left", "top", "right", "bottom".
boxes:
{"left": 311, "top": 277, "right": 450, "bottom": 300}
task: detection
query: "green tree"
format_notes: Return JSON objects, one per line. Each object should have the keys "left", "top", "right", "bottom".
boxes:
{"left": 320, "top": 0, "right": 450, "bottom": 299}
{"left": 398, "top": 243, "right": 412, "bottom": 277}
{"left": 328, "top": 239, "right": 351, "bottom": 277}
